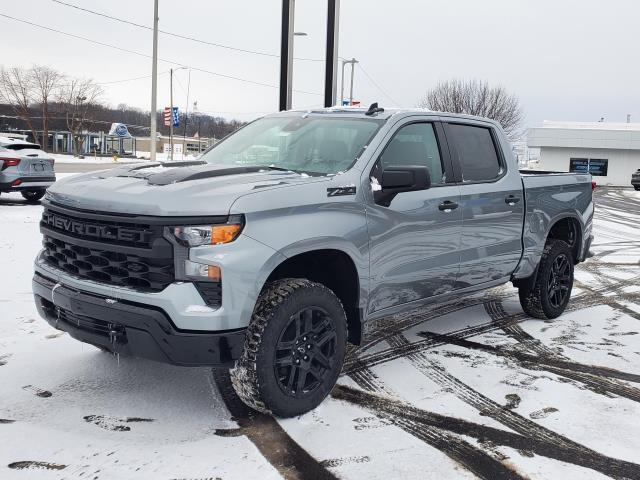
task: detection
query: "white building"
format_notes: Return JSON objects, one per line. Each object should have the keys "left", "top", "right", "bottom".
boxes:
{"left": 527, "top": 121, "right": 640, "bottom": 186}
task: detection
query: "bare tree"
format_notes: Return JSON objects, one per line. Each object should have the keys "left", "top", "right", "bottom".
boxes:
{"left": 31, "top": 65, "right": 64, "bottom": 151}
{"left": 419, "top": 79, "right": 524, "bottom": 138}
{"left": 58, "top": 77, "right": 103, "bottom": 155}
{"left": 0, "top": 66, "right": 40, "bottom": 143}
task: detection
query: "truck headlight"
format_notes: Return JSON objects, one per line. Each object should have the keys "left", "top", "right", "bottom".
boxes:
{"left": 173, "top": 216, "right": 244, "bottom": 247}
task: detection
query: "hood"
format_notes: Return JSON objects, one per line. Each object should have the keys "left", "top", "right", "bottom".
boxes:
{"left": 46, "top": 162, "right": 322, "bottom": 216}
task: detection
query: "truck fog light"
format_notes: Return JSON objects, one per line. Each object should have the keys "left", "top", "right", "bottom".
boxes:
{"left": 184, "top": 260, "right": 221, "bottom": 281}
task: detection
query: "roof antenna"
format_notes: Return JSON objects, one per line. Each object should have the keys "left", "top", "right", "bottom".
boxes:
{"left": 365, "top": 102, "right": 384, "bottom": 116}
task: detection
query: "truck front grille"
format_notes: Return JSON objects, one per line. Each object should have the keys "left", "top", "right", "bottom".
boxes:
{"left": 40, "top": 207, "right": 175, "bottom": 292}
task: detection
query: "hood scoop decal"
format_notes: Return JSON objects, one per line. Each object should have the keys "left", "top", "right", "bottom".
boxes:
{"left": 134, "top": 164, "right": 266, "bottom": 186}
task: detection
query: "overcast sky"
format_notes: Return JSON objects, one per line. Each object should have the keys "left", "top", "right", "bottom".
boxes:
{"left": 1, "top": 0, "right": 639, "bottom": 130}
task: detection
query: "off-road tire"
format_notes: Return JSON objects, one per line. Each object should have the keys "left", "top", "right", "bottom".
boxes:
{"left": 519, "top": 240, "right": 574, "bottom": 319}
{"left": 634, "top": 185, "right": 640, "bottom": 191}
{"left": 230, "top": 278, "right": 347, "bottom": 418}
{"left": 21, "top": 189, "right": 46, "bottom": 203}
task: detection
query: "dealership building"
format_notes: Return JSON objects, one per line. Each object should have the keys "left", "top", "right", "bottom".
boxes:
{"left": 527, "top": 121, "right": 640, "bottom": 186}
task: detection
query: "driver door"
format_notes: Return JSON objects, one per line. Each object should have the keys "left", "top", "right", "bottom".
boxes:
{"left": 366, "top": 120, "right": 462, "bottom": 315}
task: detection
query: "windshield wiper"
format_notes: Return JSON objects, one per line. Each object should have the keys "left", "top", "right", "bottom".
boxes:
{"left": 249, "top": 165, "right": 322, "bottom": 177}
{"left": 260, "top": 165, "right": 294, "bottom": 172}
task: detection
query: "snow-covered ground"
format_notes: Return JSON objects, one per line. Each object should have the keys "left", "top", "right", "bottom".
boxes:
{"left": 1, "top": 185, "right": 639, "bottom": 480}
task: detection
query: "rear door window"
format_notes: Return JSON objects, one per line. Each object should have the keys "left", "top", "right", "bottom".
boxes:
{"left": 447, "top": 124, "right": 501, "bottom": 182}
{"left": 5, "top": 143, "right": 41, "bottom": 151}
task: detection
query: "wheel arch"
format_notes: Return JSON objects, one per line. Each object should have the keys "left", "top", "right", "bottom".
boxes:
{"left": 514, "top": 214, "right": 583, "bottom": 290}
{"left": 545, "top": 215, "right": 583, "bottom": 263}
{"left": 262, "top": 248, "right": 363, "bottom": 346}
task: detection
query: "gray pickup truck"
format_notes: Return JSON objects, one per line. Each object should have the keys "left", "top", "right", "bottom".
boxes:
{"left": 33, "top": 106, "right": 594, "bottom": 416}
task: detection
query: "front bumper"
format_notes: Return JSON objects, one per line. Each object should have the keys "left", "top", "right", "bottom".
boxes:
{"left": 33, "top": 272, "right": 245, "bottom": 367}
{"left": 0, "top": 175, "right": 56, "bottom": 191}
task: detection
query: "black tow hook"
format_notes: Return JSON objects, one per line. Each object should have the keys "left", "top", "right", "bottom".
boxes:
{"left": 107, "top": 324, "right": 126, "bottom": 346}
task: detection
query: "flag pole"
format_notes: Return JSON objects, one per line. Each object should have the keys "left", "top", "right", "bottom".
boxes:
{"left": 169, "top": 68, "right": 174, "bottom": 161}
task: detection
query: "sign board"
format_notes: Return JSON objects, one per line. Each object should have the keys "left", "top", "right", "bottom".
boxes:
{"left": 108, "top": 123, "right": 131, "bottom": 137}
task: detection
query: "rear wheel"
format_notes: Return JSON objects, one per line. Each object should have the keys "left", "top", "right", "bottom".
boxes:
{"left": 519, "top": 240, "right": 574, "bottom": 319}
{"left": 21, "top": 189, "right": 46, "bottom": 203}
{"left": 230, "top": 278, "right": 347, "bottom": 417}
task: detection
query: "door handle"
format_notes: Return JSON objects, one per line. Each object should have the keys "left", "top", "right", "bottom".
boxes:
{"left": 505, "top": 195, "right": 521, "bottom": 206}
{"left": 438, "top": 200, "right": 459, "bottom": 212}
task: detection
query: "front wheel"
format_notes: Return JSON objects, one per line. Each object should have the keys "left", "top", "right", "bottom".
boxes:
{"left": 21, "top": 189, "right": 46, "bottom": 203}
{"left": 519, "top": 240, "right": 574, "bottom": 319}
{"left": 230, "top": 278, "right": 347, "bottom": 418}
{"left": 634, "top": 185, "right": 640, "bottom": 191}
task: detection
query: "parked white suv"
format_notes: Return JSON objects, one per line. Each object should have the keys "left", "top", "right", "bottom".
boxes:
{"left": 0, "top": 137, "right": 56, "bottom": 202}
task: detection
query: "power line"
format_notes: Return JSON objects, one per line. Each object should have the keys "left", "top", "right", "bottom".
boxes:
{"left": 97, "top": 71, "right": 168, "bottom": 85}
{"left": 357, "top": 63, "right": 401, "bottom": 107}
{"left": 0, "top": 12, "right": 322, "bottom": 97}
{"left": 52, "top": 0, "right": 324, "bottom": 62}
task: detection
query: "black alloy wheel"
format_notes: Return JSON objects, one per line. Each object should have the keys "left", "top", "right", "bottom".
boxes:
{"left": 518, "top": 239, "right": 574, "bottom": 319}
{"left": 547, "top": 253, "right": 571, "bottom": 309}
{"left": 274, "top": 306, "right": 338, "bottom": 398}
{"left": 230, "top": 278, "right": 347, "bottom": 417}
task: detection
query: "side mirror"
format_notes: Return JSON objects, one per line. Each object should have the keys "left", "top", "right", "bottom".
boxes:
{"left": 381, "top": 165, "right": 431, "bottom": 191}
{"left": 375, "top": 165, "right": 431, "bottom": 207}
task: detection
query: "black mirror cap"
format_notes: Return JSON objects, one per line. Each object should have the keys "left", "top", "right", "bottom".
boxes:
{"left": 381, "top": 165, "right": 431, "bottom": 191}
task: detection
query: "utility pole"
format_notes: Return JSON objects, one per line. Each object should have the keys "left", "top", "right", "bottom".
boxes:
{"left": 340, "top": 58, "right": 358, "bottom": 105}
{"left": 324, "top": 0, "right": 340, "bottom": 107}
{"left": 169, "top": 68, "right": 174, "bottom": 161}
{"left": 279, "top": 0, "right": 295, "bottom": 111}
{"left": 149, "top": 0, "right": 159, "bottom": 162}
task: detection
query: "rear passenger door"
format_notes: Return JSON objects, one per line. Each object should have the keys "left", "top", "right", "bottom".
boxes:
{"left": 366, "top": 120, "right": 462, "bottom": 314}
{"left": 443, "top": 122, "right": 524, "bottom": 286}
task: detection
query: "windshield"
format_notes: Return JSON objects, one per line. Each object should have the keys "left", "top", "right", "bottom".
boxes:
{"left": 200, "top": 115, "right": 384, "bottom": 175}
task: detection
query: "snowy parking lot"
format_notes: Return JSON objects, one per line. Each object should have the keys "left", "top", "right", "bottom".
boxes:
{"left": 1, "top": 185, "right": 639, "bottom": 480}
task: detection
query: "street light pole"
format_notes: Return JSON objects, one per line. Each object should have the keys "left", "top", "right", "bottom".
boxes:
{"left": 149, "top": 0, "right": 159, "bottom": 162}
{"left": 169, "top": 67, "right": 174, "bottom": 161}
{"left": 341, "top": 60, "right": 347, "bottom": 106}
{"left": 349, "top": 58, "right": 357, "bottom": 105}
{"left": 340, "top": 58, "right": 358, "bottom": 106}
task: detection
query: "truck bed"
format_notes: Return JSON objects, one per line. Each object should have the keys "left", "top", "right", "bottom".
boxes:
{"left": 515, "top": 171, "right": 594, "bottom": 279}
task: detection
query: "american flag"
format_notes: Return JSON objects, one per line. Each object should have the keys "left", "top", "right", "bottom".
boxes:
{"left": 163, "top": 107, "right": 179, "bottom": 127}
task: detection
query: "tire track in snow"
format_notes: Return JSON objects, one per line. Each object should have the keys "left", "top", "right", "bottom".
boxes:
{"left": 346, "top": 366, "right": 525, "bottom": 479}
{"left": 211, "top": 369, "right": 338, "bottom": 480}
{"left": 332, "top": 385, "right": 640, "bottom": 480}
{"left": 478, "top": 300, "right": 640, "bottom": 401}
{"left": 419, "top": 331, "right": 640, "bottom": 403}
{"left": 344, "top": 293, "right": 602, "bottom": 376}
{"left": 385, "top": 333, "right": 595, "bottom": 454}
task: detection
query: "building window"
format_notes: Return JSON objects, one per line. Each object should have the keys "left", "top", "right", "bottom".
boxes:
{"left": 569, "top": 158, "right": 608, "bottom": 176}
